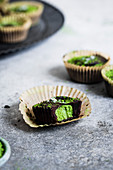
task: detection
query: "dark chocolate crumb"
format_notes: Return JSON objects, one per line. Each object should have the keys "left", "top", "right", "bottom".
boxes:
{"left": 97, "top": 121, "right": 112, "bottom": 127}
{"left": 4, "top": 105, "right": 10, "bottom": 108}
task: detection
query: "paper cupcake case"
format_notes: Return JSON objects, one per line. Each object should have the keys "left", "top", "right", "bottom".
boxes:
{"left": 19, "top": 85, "right": 91, "bottom": 128}
{"left": 63, "top": 50, "right": 110, "bottom": 83}
{"left": 101, "top": 65, "right": 113, "bottom": 97}
{"left": 0, "top": 0, "right": 9, "bottom": 4}
{"left": 0, "top": 15, "right": 31, "bottom": 43}
{"left": 6, "top": 1, "right": 44, "bottom": 26}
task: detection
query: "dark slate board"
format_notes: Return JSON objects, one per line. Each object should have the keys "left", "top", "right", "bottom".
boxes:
{"left": 0, "top": 0, "right": 64, "bottom": 55}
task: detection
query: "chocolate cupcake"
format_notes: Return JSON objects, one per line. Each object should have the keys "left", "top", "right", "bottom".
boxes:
{"left": 101, "top": 65, "right": 113, "bottom": 97}
{"left": 19, "top": 85, "right": 91, "bottom": 128}
{"left": 63, "top": 50, "right": 110, "bottom": 83}
{"left": 0, "top": 15, "right": 31, "bottom": 43}
{"left": 6, "top": 1, "right": 44, "bottom": 25}
{"left": 33, "top": 96, "right": 82, "bottom": 125}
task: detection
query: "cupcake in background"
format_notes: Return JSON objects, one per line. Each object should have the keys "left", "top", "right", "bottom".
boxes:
{"left": 101, "top": 65, "right": 113, "bottom": 97}
{"left": 0, "top": 15, "right": 31, "bottom": 43}
{"left": 63, "top": 50, "right": 110, "bottom": 83}
{"left": 6, "top": 1, "right": 44, "bottom": 26}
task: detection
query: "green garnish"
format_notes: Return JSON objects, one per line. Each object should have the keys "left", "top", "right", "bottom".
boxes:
{"left": 0, "top": 141, "right": 5, "bottom": 158}
{"left": 0, "top": 20, "right": 23, "bottom": 27}
{"left": 11, "top": 5, "right": 38, "bottom": 13}
{"left": 33, "top": 96, "right": 79, "bottom": 108}
{"left": 106, "top": 69, "right": 113, "bottom": 80}
{"left": 68, "top": 55, "right": 104, "bottom": 67}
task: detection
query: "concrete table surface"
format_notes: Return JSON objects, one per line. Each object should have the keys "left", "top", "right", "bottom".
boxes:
{"left": 0, "top": 0, "right": 113, "bottom": 169}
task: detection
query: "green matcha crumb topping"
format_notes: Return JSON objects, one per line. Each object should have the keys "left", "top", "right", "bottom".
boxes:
{"left": 0, "top": 141, "right": 5, "bottom": 158}
{"left": 33, "top": 102, "right": 53, "bottom": 108}
{"left": 33, "top": 96, "right": 80, "bottom": 108}
{"left": 68, "top": 55, "right": 105, "bottom": 67}
{"left": 55, "top": 105, "right": 73, "bottom": 121}
{"left": 0, "top": 20, "right": 23, "bottom": 27}
{"left": 105, "top": 69, "right": 113, "bottom": 80}
{"left": 11, "top": 5, "right": 38, "bottom": 13}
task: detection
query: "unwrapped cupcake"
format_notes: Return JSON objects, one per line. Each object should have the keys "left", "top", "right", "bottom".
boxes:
{"left": 19, "top": 85, "right": 91, "bottom": 128}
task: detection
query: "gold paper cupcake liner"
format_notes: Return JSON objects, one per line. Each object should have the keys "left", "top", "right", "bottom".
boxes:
{"left": 0, "top": 15, "right": 31, "bottom": 43}
{"left": 0, "top": 0, "right": 9, "bottom": 5}
{"left": 101, "top": 65, "right": 113, "bottom": 97}
{"left": 63, "top": 50, "right": 110, "bottom": 83}
{"left": 19, "top": 85, "right": 91, "bottom": 128}
{"left": 6, "top": 1, "right": 44, "bottom": 25}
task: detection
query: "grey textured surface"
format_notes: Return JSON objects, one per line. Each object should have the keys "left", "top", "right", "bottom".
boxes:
{"left": 0, "top": 0, "right": 113, "bottom": 169}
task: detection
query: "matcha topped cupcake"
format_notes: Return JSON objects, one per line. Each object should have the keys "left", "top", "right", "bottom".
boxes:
{"left": 0, "top": 15, "right": 31, "bottom": 43}
{"left": 6, "top": 1, "right": 44, "bottom": 25}
{"left": 33, "top": 96, "right": 82, "bottom": 125}
{"left": 101, "top": 65, "right": 113, "bottom": 97}
{"left": 105, "top": 69, "right": 113, "bottom": 81}
{"left": 63, "top": 50, "right": 110, "bottom": 83}
{"left": 19, "top": 85, "right": 91, "bottom": 128}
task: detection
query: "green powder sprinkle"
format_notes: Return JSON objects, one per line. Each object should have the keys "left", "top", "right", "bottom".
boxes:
{"left": 11, "top": 5, "right": 38, "bottom": 13}
{"left": 0, "top": 22, "right": 22, "bottom": 27}
{"left": 106, "top": 69, "right": 113, "bottom": 80}
{"left": 33, "top": 96, "right": 79, "bottom": 108}
{"left": 68, "top": 55, "right": 104, "bottom": 67}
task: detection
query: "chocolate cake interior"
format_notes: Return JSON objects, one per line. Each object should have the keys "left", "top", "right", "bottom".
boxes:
{"left": 32, "top": 96, "right": 82, "bottom": 125}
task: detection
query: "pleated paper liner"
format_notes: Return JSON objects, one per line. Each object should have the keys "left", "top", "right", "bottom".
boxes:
{"left": 0, "top": 0, "right": 9, "bottom": 5}
{"left": 0, "top": 15, "right": 31, "bottom": 43}
{"left": 0, "top": 0, "right": 9, "bottom": 16}
{"left": 6, "top": 1, "right": 44, "bottom": 26}
{"left": 19, "top": 85, "right": 91, "bottom": 128}
{"left": 63, "top": 50, "right": 110, "bottom": 83}
{"left": 101, "top": 65, "right": 113, "bottom": 97}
